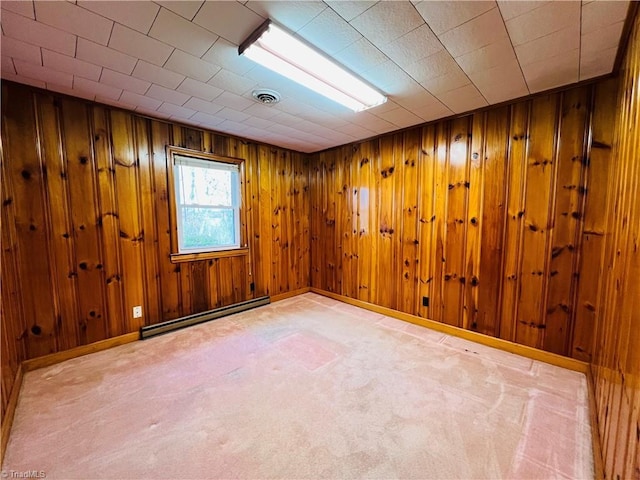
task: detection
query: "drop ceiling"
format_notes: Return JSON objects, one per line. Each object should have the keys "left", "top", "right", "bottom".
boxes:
{"left": 0, "top": 1, "right": 630, "bottom": 153}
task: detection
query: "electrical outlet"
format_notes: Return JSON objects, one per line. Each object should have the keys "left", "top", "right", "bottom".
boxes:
{"left": 422, "top": 296, "right": 429, "bottom": 307}
{"left": 133, "top": 306, "right": 142, "bottom": 318}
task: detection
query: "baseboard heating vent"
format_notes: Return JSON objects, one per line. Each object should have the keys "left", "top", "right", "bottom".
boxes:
{"left": 140, "top": 296, "right": 270, "bottom": 340}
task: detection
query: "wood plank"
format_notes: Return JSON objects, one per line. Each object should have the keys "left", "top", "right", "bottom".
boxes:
{"left": 442, "top": 116, "right": 470, "bottom": 327}
{"left": 36, "top": 94, "right": 80, "bottom": 350}
{"left": 376, "top": 135, "right": 396, "bottom": 308}
{"left": 463, "top": 113, "right": 484, "bottom": 331}
{"left": 3, "top": 84, "right": 57, "bottom": 358}
{"left": 499, "top": 102, "right": 530, "bottom": 342}
{"left": 399, "top": 128, "right": 420, "bottom": 314}
{"left": 150, "top": 120, "right": 182, "bottom": 320}
{"left": 110, "top": 109, "right": 145, "bottom": 331}
{"left": 476, "top": 108, "right": 509, "bottom": 336}
{"left": 515, "top": 95, "right": 559, "bottom": 349}
{"left": 543, "top": 87, "right": 589, "bottom": 355}
{"left": 416, "top": 125, "right": 436, "bottom": 319}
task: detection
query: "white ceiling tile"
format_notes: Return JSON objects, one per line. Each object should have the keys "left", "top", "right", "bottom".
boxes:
{"left": 49, "top": 83, "right": 95, "bottom": 101}
{"left": 76, "top": 39, "right": 137, "bottom": 75}
{"left": 514, "top": 26, "right": 580, "bottom": 67}
{"left": 177, "top": 77, "right": 223, "bottom": 101}
{"left": 580, "top": 46, "right": 617, "bottom": 80}
{"left": 0, "top": 71, "right": 45, "bottom": 89}
{"left": 208, "top": 69, "right": 257, "bottom": 95}
{"left": 505, "top": 1, "right": 580, "bottom": 46}
{"left": 217, "top": 107, "right": 250, "bottom": 123}
{"left": 149, "top": 7, "right": 218, "bottom": 57}
{"left": 183, "top": 97, "right": 224, "bottom": 116}
{"left": 42, "top": 49, "right": 101, "bottom": 81}
{"left": 120, "top": 90, "right": 162, "bottom": 110}
{"left": 201, "top": 38, "right": 255, "bottom": 76}
{"left": 393, "top": 88, "right": 439, "bottom": 110}
{"left": 338, "top": 122, "right": 376, "bottom": 138}
{"left": 522, "top": 48, "right": 579, "bottom": 93}
{"left": 404, "top": 50, "right": 460, "bottom": 83}
{"left": 421, "top": 67, "right": 471, "bottom": 96}
{"left": 379, "top": 24, "right": 442, "bottom": 68}
{"left": 416, "top": 1, "right": 495, "bottom": 35}
{"left": 13, "top": 59, "right": 73, "bottom": 87}
{"left": 437, "top": 83, "right": 487, "bottom": 113}
{"left": 100, "top": 68, "right": 150, "bottom": 95}
{"left": 245, "top": 1, "right": 326, "bottom": 32}
{"left": 334, "top": 37, "right": 388, "bottom": 74}
{"left": 2, "top": 10, "right": 76, "bottom": 56}
{"left": 217, "top": 119, "right": 250, "bottom": 134}
{"left": 350, "top": 1, "right": 424, "bottom": 46}
{"left": 155, "top": 1, "right": 204, "bottom": 21}
{"left": 191, "top": 110, "right": 224, "bottom": 126}
{"left": 73, "top": 76, "right": 122, "bottom": 100}
{"left": 78, "top": 1, "right": 160, "bottom": 34}
{"left": 34, "top": 1, "right": 112, "bottom": 45}
{"left": 581, "top": 21, "right": 625, "bottom": 55}
{"left": 243, "top": 115, "right": 274, "bottom": 129}
{"left": 132, "top": 61, "right": 185, "bottom": 89}
{"left": 108, "top": 24, "right": 173, "bottom": 67}
{"left": 297, "top": 8, "right": 362, "bottom": 56}
{"left": 1, "top": 1, "right": 35, "bottom": 19}
{"left": 210, "top": 91, "right": 254, "bottom": 111}
{"left": 469, "top": 59, "right": 529, "bottom": 104}
{"left": 1, "top": 36, "right": 42, "bottom": 65}
{"left": 137, "top": 107, "right": 170, "bottom": 119}
{"left": 146, "top": 83, "right": 190, "bottom": 105}
{"left": 325, "top": 1, "right": 376, "bottom": 22}
{"left": 438, "top": 8, "right": 508, "bottom": 58}
{"left": 193, "top": 1, "right": 265, "bottom": 45}
{"left": 455, "top": 39, "right": 516, "bottom": 75}
{"left": 158, "top": 101, "right": 196, "bottom": 119}
{"left": 243, "top": 102, "right": 281, "bottom": 119}
{"left": 581, "top": 0, "right": 629, "bottom": 34}
{"left": 164, "top": 49, "right": 220, "bottom": 82}
{"left": 496, "top": 1, "right": 549, "bottom": 21}
{"left": 95, "top": 95, "right": 136, "bottom": 110}
{"left": 360, "top": 60, "right": 414, "bottom": 93}
{"left": 411, "top": 102, "right": 454, "bottom": 123}
{"left": 376, "top": 107, "right": 424, "bottom": 128}
{"left": 2, "top": 56, "right": 16, "bottom": 74}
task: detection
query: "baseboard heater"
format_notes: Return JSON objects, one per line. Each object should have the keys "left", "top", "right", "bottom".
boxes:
{"left": 139, "top": 296, "right": 270, "bottom": 340}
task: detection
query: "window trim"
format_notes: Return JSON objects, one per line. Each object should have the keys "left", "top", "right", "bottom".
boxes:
{"left": 166, "top": 146, "right": 248, "bottom": 263}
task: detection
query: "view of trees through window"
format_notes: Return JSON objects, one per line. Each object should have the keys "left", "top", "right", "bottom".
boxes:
{"left": 175, "top": 157, "right": 240, "bottom": 252}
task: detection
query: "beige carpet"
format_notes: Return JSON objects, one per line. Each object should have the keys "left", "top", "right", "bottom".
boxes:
{"left": 2, "top": 293, "right": 592, "bottom": 479}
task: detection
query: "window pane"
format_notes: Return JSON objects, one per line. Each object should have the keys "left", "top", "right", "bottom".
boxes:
{"left": 179, "top": 207, "right": 237, "bottom": 249}
{"left": 178, "top": 165, "right": 234, "bottom": 207}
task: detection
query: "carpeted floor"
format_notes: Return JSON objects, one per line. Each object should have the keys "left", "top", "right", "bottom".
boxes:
{"left": 2, "top": 293, "right": 593, "bottom": 479}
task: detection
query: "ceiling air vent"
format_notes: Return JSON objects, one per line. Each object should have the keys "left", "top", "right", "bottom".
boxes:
{"left": 252, "top": 89, "right": 281, "bottom": 105}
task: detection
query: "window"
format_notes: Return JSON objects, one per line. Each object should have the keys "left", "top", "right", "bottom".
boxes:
{"left": 167, "top": 146, "right": 247, "bottom": 262}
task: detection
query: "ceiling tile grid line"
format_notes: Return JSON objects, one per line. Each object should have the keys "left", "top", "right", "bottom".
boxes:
{"left": 0, "top": 0, "right": 631, "bottom": 153}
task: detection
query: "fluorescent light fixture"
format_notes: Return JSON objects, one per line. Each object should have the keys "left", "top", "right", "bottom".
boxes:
{"left": 239, "top": 20, "right": 387, "bottom": 112}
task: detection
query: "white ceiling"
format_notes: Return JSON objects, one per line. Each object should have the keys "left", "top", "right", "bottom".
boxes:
{"left": 0, "top": 0, "right": 630, "bottom": 153}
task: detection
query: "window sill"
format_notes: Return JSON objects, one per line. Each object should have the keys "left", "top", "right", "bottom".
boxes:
{"left": 170, "top": 247, "right": 249, "bottom": 263}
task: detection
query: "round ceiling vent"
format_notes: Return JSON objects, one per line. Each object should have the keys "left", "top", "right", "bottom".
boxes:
{"left": 252, "top": 89, "right": 281, "bottom": 105}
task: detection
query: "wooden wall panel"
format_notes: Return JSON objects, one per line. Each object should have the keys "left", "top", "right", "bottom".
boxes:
{"left": 309, "top": 83, "right": 615, "bottom": 361}
{"left": 0, "top": 82, "right": 310, "bottom": 422}
{"left": 588, "top": 12, "right": 640, "bottom": 480}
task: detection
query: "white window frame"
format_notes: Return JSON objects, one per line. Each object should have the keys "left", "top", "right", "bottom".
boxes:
{"left": 166, "top": 146, "right": 247, "bottom": 262}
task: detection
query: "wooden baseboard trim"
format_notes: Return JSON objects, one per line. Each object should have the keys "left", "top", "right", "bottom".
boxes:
{"left": 1, "top": 364, "right": 24, "bottom": 465}
{"left": 271, "top": 287, "right": 311, "bottom": 303}
{"left": 310, "top": 288, "right": 589, "bottom": 373}
{"left": 586, "top": 365, "right": 605, "bottom": 479}
{"left": 22, "top": 332, "right": 140, "bottom": 373}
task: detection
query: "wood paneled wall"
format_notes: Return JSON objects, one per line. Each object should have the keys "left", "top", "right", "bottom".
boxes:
{"left": 310, "top": 81, "right": 618, "bottom": 361}
{"left": 590, "top": 12, "right": 640, "bottom": 480}
{"left": 1, "top": 82, "right": 310, "bottom": 419}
